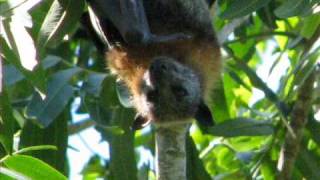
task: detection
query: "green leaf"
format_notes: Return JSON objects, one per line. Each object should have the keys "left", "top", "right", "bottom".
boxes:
{"left": 100, "top": 76, "right": 120, "bottom": 108}
{"left": 37, "top": 0, "right": 85, "bottom": 52}
{"left": 14, "top": 145, "right": 57, "bottom": 155}
{"left": 234, "top": 59, "right": 289, "bottom": 116}
{"left": 20, "top": 110, "right": 69, "bottom": 174}
{"left": 26, "top": 68, "right": 81, "bottom": 127}
{"left": 301, "top": 14, "right": 320, "bottom": 39}
{"left": 3, "top": 155, "right": 67, "bottom": 180}
{"left": 220, "top": 0, "right": 272, "bottom": 19}
{"left": 208, "top": 118, "right": 274, "bottom": 137}
{"left": 256, "top": 4, "right": 278, "bottom": 29}
{"left": 108, "top": 108, "right": 137, "bottom": 180}
{"left": 210, "top": 79, "right": 231, "bottom": 122}
{"left": 3, "top": 65, "right": 24, "bottom": 86}
{"left": 186, "top": 136, "right": 211, "bottom": 180}
{"left": 4, "top": 55, "right": 61, "bottom": 86}
{"left": 274, "top": 0, "right": 315, "bottom": 18}
{"left": 0, "top": 89, "right": 15, "bottom": 154}
{"left": 296, "top": 147, "right": 320, "bottom": 179}
{"left": 0, "top": 36, "right": 47, "bottom": 93}
{"left": 306, "top": 117, "right": 320, "bottom": 145}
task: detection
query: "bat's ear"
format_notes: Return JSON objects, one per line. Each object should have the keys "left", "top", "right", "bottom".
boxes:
{"left": 194, "top": 100, "right": 215, "bottom": 126}
{"left": 132, "top": 114, "right": 151, "bottom": 130}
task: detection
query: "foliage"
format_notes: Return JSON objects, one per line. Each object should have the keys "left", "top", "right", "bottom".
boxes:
{"left": 0, "top": 0, "right": 319, "bottom": 179}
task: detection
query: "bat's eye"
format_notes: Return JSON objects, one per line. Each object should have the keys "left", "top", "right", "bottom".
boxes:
{"left": 147, "top": 90, "right": 158, "bottom": 102}
{"left": 171, "top": 85, "right": 188, "bottom": 98}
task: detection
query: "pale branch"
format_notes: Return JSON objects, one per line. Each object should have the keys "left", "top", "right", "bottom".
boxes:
{"left": 155, "top": 123, "right": 190, "bottom": 180}
{"left": 217, "top": 16, "right": 249, "bottom": 44}
{"left": 277, "top": 69, "right": 316, "bottom": 179}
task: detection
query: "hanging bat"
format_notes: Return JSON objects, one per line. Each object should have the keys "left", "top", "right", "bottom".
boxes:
{"left": 86, "top": 0, "right": 221, "bottom": 129}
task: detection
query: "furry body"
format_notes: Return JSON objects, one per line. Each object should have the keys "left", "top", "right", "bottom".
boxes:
{"left": 106, "top": 0, "right": 221, "bottom": 126}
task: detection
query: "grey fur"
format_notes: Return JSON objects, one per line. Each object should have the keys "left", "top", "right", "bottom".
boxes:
{"left": 140, "top": 56, "right": 202, "bottom": 124}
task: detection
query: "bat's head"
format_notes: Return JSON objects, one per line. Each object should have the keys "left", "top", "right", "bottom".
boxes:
{"left": 134, "top": 56, "right": 214, "bottom": 129}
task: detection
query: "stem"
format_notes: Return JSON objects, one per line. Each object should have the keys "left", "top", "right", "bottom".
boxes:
{"left": 155, "top": 123, "right": 189, "bottom": 180}
{"left": 0, "top": 53, "right": 2, "bottom": 93}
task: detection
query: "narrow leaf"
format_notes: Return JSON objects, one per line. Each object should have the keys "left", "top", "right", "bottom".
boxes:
{"left": 4, "top": 155, "right": 67, "bottom": 180}
{"left": 301, "top": 14, "right": 320, "bottom": 39}
{"left": 0, "top": 34, "right": 46, "bottom": 93}
{"left": 220, "top": 0, "right": 272, "bottom": 19}
{"left": 37, "top": 0, "right": 85, "bottom": 51}
{"left": 4, "top": 55, "right": 61, "bottom": 86}
{"left": 208, "top": 118, "right": 274, "bottom": 137}
{"left": 108, "top": 108, "right": 137, "bottom": 180}
{"left": 20, "top": 110, "right": 69, "bottom": 174}
{"left": 26, "top": 68, "right": 81, "bottom": 127}
{"left": 186, "top": 136, "right": 211, "bottom": 180}
{"left": 274, "top": 0, "right": 314, "bottom": 18}
{"left": 0, "top": 90, "right": 15, "bottom": 154}
{"left": 14, "top": 145, "right": 57, "bottom": 155}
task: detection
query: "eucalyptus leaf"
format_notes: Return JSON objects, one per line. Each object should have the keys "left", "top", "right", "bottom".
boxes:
{"left": 208, "top": 118, "right": 274, "bottom": 137}
{"left": 0, "top": 35, "right": 46, "bottom": 93}
{"left": 274, "top": 0, "right": 315, "bottom": 18}
{"left": 37, "top": 0, "right": 85, "bottom": 52}
{"left": 0, "top": 90, "right": 15, "bottom": 154}
{"left": 3, "top": 155, "right": 67, "bottom": 180}
{"left": 220, "top": 0, "right": 271, "bottom": 19}
{"left": 4, "top": 55, "right": 61, "bottom": 86}
{"left": 26, "top": 68, "right": 81, "bottom": 127}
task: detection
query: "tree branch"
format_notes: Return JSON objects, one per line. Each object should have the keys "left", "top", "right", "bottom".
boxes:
{"left": 277, "top": 68, "right": 316, "bottom": 179}
{"left": 155, "top": 123, "right": 190, "bottom": 180}
{"left": 0, "top": 53, "right": 2, "bottom": 93}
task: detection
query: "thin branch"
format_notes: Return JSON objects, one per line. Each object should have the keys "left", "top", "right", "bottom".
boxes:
{"left": 277, "top": 68, "right": 316, "bottom": 179}
{"left": 155, "top": 123, "right": 189, "bottom": 180}
{"left": 0, "top": 51, "right": 2, "bottom": 93}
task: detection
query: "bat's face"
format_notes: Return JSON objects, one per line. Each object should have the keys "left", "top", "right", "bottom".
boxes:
{"left": 139, "top": 56, "right": 202, "bottom": 125}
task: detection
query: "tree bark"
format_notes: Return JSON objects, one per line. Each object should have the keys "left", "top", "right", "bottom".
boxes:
{"left": 155, "top": 123, "right": 190, "bottom": 180}
{"left": 277, "top": 69, "right": 316, "bottom": 179}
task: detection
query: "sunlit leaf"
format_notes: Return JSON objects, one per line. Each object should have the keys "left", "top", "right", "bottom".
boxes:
{"left": 3, "top": 155, "right": 67, "bottom": 180}
{"left": 0, "top": 33, "right": 46, "bottom": 93}
{"left": 301, "top": 14, "right": 320, "bottom": 39}
{"left": 37, "top": 0, "right": 85, "bottom": 52}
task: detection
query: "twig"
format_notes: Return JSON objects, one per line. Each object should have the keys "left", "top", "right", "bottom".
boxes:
{"left": 155, "top": 123, "right": 190, "bottom": 180}
{"left": 0, "top": 50, "right": 2, "bottom": 93}
{"left": 277, "top": 68, "right": 316, "bottom": 179}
